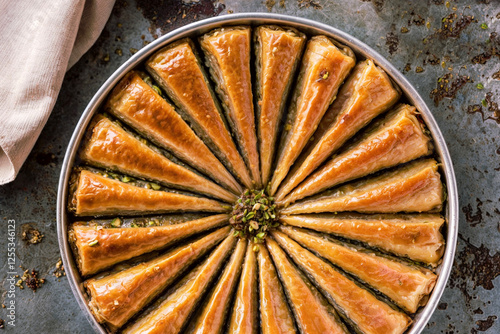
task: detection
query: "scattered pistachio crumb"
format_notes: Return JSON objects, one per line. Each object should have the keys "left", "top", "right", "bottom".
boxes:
{"left": 476, "top": 83, "right": 484, "bottom": 90}
{"left": 152, "top": 85, "right": 163, "bottom": 96}
{"left": 111, "top": 217, "right": 122, "bottom": 227}
{"left": 317, "top": 69, "right": 329, "bottom": 81}
{"left": 88, "top": 239, "right": 99, "bottom": 247}
{"left": 150, "top": 183, "right": 161, "bottom": 190}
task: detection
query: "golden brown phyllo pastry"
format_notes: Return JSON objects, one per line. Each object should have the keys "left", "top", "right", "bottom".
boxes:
{"left": 282, "top": 158, "right": 444, "bottom": 214}
{"left": 280, "top": 213, "right": 445, "bottom": 266}
{"left": 278, "top": 225, "right": 437, "bottom": 313}
{"left": 271, "top": 231, "right": 412, "bottom": 334}
{"left": 146, "top": 39, "right": 253, "bottom": 188}
{"left": 105, "top": 71, "right": 241, "bottom": 194}
{"left": 254, "top": 25, "right": 306, "bottom": 185}
{"left": 258, "top": 246, "right": 296, "bottom": 334}
{"left": 266, "top": 237, "right": 348, "bottom": 334}
{"left": 123, "top": 234, "right": 237, "bottom": 334}
{"left": 69, "top": 214, "right": 229, "bottom": 276}
{"left": 228, "top": 242, "right": 259, "bottom": 334}
{"left": 281, "top": 103, "right": 433, "bottom": 205}
{"left": 66, "top": 24, "right": 450, "bottom": 334}
{"left": 187, "top": 238, "right": 247, "bottom": 333}
{"left": 80, "top": 115, "right": 236, "bottom": 203}
{"left": 200, "top": 26, "right": 261, "bottom": 186}
{"left": 276, "top": 59, "right": 401, "bottom": 202}
{"left": 68, "top": 169, "right": 226, "bottom": 216}
{"left": 269, "top": 35, "right": 356, "bottom": 196}
{"left": 84, "top": 226, "right": 230, "bottom": 331}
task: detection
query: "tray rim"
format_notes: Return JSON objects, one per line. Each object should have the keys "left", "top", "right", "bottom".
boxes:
{"left": 57, "top": 12, "right": 459, "bottom": 334}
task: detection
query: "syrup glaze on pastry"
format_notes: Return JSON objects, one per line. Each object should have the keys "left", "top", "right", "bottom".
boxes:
{"left": 67, "top": 24, "right": 447, "bottom": 334}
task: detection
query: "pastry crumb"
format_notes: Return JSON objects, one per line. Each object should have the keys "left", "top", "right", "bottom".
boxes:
{"left": 53, "top": 259, "right": 66, "bottom": 278}
{"left": 16, "top": 269, "right": 45, "bottom": 292}
{"left": 21, "top": 226, "right": 44, "bottom": 245}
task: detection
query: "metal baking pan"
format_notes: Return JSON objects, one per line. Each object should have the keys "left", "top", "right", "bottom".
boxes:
{"left": 57, "top": 13, "right": 459, "bottom": 334}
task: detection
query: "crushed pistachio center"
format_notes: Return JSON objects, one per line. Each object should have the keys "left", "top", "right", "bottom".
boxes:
{"left": 230, "top": 189, "right": 279, "bottom": 244}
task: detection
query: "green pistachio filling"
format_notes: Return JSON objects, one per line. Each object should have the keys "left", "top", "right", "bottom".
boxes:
{"left": 230, "top": 189, "right": 279, "bottom": 244}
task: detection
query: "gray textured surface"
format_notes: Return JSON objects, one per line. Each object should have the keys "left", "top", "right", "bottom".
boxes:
{"left": 0, "top": 0, "right": 499, "bottom": 333}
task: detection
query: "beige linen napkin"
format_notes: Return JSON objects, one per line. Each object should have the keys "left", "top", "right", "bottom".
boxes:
{"left": 0, "top": 0, "right": 115, "bottom": 185}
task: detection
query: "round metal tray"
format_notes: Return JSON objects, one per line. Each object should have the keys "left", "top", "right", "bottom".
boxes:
{"left": 57, "top": 13, "right": 458, "bottom": 334}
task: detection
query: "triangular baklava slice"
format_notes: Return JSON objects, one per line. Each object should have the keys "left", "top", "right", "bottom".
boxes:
{"left": 84, "top": 226, "right": 230, "bottom": 330}
{"left": 123, "top": 234, "right": 237, "bottom": 334}
{"left": 280, "top": 213, "right": 445, "bottom": 266}
{"left": 105, "top": 71, "right": 241, "bottom": 194}
{"left": 267, "top": 237, "right": 348, "bottom": 333}
{"left": 146, "top": 39, "right": 252, "bottom": 188}
{"left": 80, "top": 115, "right": 236, "bottom": 203}
{"left": 258, "top": 246, "right": 297, "bottom": 334}
{"left": 200, "top": 27, "right": 261, "bottom": 186}
{"left": 269, "top": 35, "right": 356, "bottom": 195}
{"left": 282, "top": 159, "right": 444, "bottom": 214}
{"left": 254, "top": 25, "right": 306, "bottom": 185}
{"left": 187, "top": 238, "right": 247, "bottom": 333}
{"left": 272, "top": 231, "right": 412, "bottom": 334}
{"left": 276, "top": 60, "right": 401, "bottom": 201}
{"left": 68, "top": 169, "right": 227, "bottom": 216}
{"left": 279, "top": 225, "right": 437, "bottom": 313}
{"left": 228, "top": 242, "right": 259, "bottom": 334}
{"left": 69, "top": 214, "right": 229, "bottom": 275}
{"left": 281, "top": 104, "right": 433, "bottom": 205}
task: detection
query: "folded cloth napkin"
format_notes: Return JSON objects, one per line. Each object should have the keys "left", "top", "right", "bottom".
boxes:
{"left": 0, "top": 0, "right": 115, "bottom": 185}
